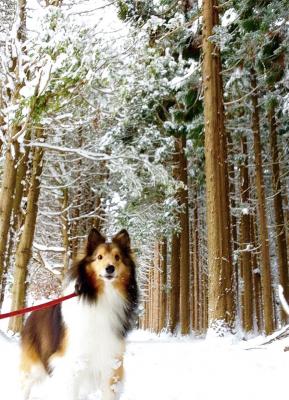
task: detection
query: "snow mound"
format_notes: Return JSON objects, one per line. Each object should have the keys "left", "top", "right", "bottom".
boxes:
{"left": 0, "top": 331, "right": 22, "bottom": 399}
{"left": 1, "top": 329, "right": 289, "bottom": 399}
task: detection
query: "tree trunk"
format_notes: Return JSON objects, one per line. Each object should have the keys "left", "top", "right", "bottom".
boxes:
{"left": 149, "top": 264, "right": 154, "bottom": 331}
{"left": 178, "top": 136, "right": 190, "bottom": 334}
{"left": 250, "top": 210, "right": 263, "bottom": 332}
{"left": 0, "top": 0, "right": 27, "bottom": 288}
{"left": 17, "top": 0, "right": 27, "bottom": 42}
{"left": 169, "top": 233, "right": 180, "bottom": 333}
{"left": 153, "top": 241, "right": 160, "bottom": 333}
{"left": 200, "top": 201, "right": 208, "bottom": 333}
{"left": 61, "top": 188, "right": 70, "bottom": 278}
{"left": 71, "top": 195, "right": 80, "bottom": 260}
{"left": 191, "top": 190, "right": 200, "bottom": 332}
{"left": 202, "top": 267, "right": 208, "bottom": 332}
{"left": 143, "top": 293, "right": 149, "bottom": 330}
{"left": 202, "top": 0, "right": 234, "bottom": 332}
{"left": 228, "top": 131, "right": 239, "bottom": 313}
{"left": 250, "top": 68, "right": 274, "bottom": 335}
{"left": 239, "top": 135, "right": 254, "bottom": 332}
{"left": 159, "top": 238, "right": 167, "bottom": 331}
{"left": 284, "top": 194, "right": 289, "bottom": 266}
{"left": 8, "top": 138, "right": 45, "bottom": 333}
{"left": 0, "top": 144, "right": 30, "bottom": 310}
{"left": 158, "top": 249, "right": 162, "bottom": 332}
{"left": 268, "top": 105, "right": 289, "bottom": 324}
{"left": 0, "top": 138, "right": 20, "bottom": 285}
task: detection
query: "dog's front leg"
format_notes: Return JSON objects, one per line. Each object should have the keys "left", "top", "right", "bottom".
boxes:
{"left": 101, "top": 357, "right": 124, "bottom": 400}
{"left": 19, "top": 373, "right": 33, "bottom": 400}
{"left": 47, "top": 363, "right": 79, "bottom": 400}
{"left": 45, "top": 378, "right": 79, "bottom": 400}
{"left": 19, "top": 358, "right": 47, "bottom": 400}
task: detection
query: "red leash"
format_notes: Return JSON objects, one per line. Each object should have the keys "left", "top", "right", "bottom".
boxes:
{"left": 0, "top": 292, "right": 78, "bottom": 320}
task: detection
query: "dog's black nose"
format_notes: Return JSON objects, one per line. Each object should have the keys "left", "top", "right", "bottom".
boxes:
{"left": 106, "top": 265, "right": 115, "bottom": 274}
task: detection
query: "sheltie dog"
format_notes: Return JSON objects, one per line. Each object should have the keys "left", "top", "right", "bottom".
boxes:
{"left": 20, "top": 228, "right": 138, "bottom": 400}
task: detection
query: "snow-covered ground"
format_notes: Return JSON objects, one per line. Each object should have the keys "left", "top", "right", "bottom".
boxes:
{"left": 1, "top": 329, "right": 289, "bottom": 400}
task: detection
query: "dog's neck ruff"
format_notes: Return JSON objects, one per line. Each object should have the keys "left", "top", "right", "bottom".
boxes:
{"left": 62, "top": 280, "right": 128, "bottom": 340}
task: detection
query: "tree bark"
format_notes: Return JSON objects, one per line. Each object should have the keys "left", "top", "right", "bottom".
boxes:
{"left": 178, "top": 136, "right": 190, "bottom": 334}
{"left": 71, "top": 195, "right": 80, "bottom": 260}
{"left": 61, "top": 188, "right": 70, "bottom": 278}
{"left": 143, "top": 292, "right": 149, "bottom": 330}
{"left": 228, "top": 131, "right": 239, "bottom": 313}
{"left": 250, "top": 68, "right": 274, "bottom": 335}
{"left": 239, "top": 135, "right": 254, "bottom": 332}
{"left": 8, "top": 135, "right": 45, "bottom": 333}
{"left": 153, "top": 241, "right": 160, "bottom": 332}
{"left": 0, "top": 144, "right": 30, "bottom": 310}
{"left": 0, "top": 0, "right": 27, "bottom": 288}
{"left": 283, "top": 194, "right": 289, "bottom": 266}
{"left": 268, "top": 105, "right": 289, "bottom": 324}
{"left": 159, "top": 238, "right": 167, "bottom": 331}
{"left": 202, "top": 267, "right": 208, "bottom": 332}
{"left": 191, "top": 190, "right": 200, "bottom": 332}
{"left": 148, "top": 264, "right": 153, "bottom": 331}
{"left": 0, "top": 138, "right": 20, "bottom": 285}
{"left": 250, "top": 210, "right": 263, "bottom": 332}
{"left": 202, "top": 0, "right": 234, "bottom": 332}
{"left": 169, "top": 233, "right": 180, "bottom": 333}
{"left": 17, "top": 0, "right": 27, "bottom": 42}
{"left": 199, "top": 199, "right": 208, "bottom": 333}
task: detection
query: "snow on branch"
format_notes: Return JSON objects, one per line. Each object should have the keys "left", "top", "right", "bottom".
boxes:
{"left": 33, "top": 242, "right": 65, "bottom": 253}
{"left": 34, "top": 251, "right": 63, "bottom": 283}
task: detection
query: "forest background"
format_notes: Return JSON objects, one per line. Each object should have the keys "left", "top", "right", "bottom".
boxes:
{"left": 0, "top": 0, "right": 288, "bottom": 338}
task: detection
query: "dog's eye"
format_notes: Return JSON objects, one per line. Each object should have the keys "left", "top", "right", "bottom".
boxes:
{"left": 98, "top": 255, "right": 103, "bottom": 260}
{"left": 115, "top": 255, "right": 120, "bottom": 261}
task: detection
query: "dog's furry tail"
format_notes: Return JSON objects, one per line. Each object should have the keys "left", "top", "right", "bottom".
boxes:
{"left": 278, "top": 285, "right": 289, "bottom": 316}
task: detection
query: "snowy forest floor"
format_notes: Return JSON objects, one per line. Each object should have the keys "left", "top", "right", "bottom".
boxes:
{"left": 1, "top": 329, "right": 289, "bottom": 400}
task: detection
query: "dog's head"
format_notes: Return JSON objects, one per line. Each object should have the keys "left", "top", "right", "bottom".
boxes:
{"left": 73, "top": 228, "right": 136, "bottom": 300}
{"left": 85, "top": 228, "right": 132, "bottom": 282}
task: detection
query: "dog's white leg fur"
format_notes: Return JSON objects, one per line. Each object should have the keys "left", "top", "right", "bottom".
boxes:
{"left": 44, "top": 376, "right": 78, "bottom": 400}
{"left": 101, "top": 380, "right": 123, "bottom": 400}
{"left": 20, "top": 373, "right": 32, "bottom": 400}
{"left": 19, "top": 363, "right": 46, "bottom": 400}
{"left": 107, "top": 380, "right": 124, "bottom": 400}
{"left": 100, "top": 356, "right": 124, "bottom": 400}
{"left": 46, "top": 355, "right": 81, "bottom": 400}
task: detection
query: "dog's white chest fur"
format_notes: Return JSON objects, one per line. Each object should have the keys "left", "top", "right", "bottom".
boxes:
{"left": 49, "top": 281, "right": 126, "bottom": 399}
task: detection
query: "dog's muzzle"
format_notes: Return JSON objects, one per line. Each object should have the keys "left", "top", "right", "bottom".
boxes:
{"left": 104, "top": 265, "right": 115, "bottom": 280}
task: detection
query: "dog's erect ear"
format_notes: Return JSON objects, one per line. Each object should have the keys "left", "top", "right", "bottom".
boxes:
{"left": 86, "top": 228, "right": 105, "bottom": 256}
{"left": 112, "top": 229, "right": 131, "bottom": 250}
